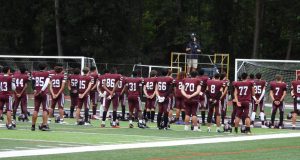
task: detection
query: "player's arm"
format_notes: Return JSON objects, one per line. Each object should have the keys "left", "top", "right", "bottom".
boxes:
{"left": 111, "top": 80, "right": 120, "bottom": 95}
{"left": 121, "top": 83, "right": 128, "bottom": 95}
{"left": 180, "top": 84, "right": 189, "bottom": 98}
{"left": 19, "top": 81, "right": 28, "bottom": 96}
{"left": 96, "top": 79, "right": 101, "bottom": 93}
{"left": 41, "top": 77, "right": 50, "bottom": 93}
{"left": 49, "top": 79, "right": 55, "bottom": 97}
{"left": 67, "top": 78, "right": 71, "bottom": 91}
{"left": 269, "top": 89, "right": 275, "bottom": 102}
{"left": 258, "top": 86, "right": 266, "bottom": 101}
{"left": 102, "top": 80, "right": 113, "bottom": 95}
{"left": 91, "top": 77, "right": 98, "bottom": 91}
{"left": 81, "top": 81, "right": 93, "bottom": 98}
{"left": 291, "top": 85, "right": 295, "bottom": 98}
{"left": 143, "top": 84, "right": 150, "bottom": 98}
{"left": 155, "top": 83, "right": 159, "bottom": 97}
{"left": 11, "top": 77, "right": 16, "bottom": 91}
{"left": 57, "top": 79, "right": 66, "bottom": 97}
{"left": 280, "top": 90, "right": 287, "bottom": 102}
{"left": 234, "top": 87, "right": 239, "bottom": 104}
{"left": 190, "top": 84, "right": 201, "bottom": 98}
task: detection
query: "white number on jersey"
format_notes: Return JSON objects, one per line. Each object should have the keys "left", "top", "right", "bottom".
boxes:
{"left": 35, "top": 77, "right": 45, "bottom": 87}
{"left": 158, "top": 82, "right": 167, "bottom": 91}
{"left": 106, "top": 79, "right": 115, "bottom": 88}
{"left": 52, "top": 79, "right": 60, "bottom": 88}
{"left": 254, "top": 85, "right": 262, "bottom": 94}
{"left": 79, "top": 80, "right": 86, "bottom": 89}
{"left": 0, "top": 82, "right": 8, "bottom": 91}
{"left": 185, "top": 83, "right": 195, "bottom": 92}
{"left": 275, "top": 87, "right": 280, "bottom": 96}
{"left": 178, "top": 82, "right": 183, "bottom": 90}
{"left": 297, "top": 85, "right": 300, "bottom": 93}
{"left": 128, "top": 82, "right": 137, "bottom": 91}
{"left": 238, "top": 86, "right": 248, "bottom": 96}
{"left": 15, "top": 78, "right": 24, "bottom": 87}
{"left": 146, "top": 82, "right": 154, "bottom": 90}
{"left": 210, "top": 84, "right": 216, "bottom": 93}
{"left": 71, "top": 79, "right": 78, "bottom": 87}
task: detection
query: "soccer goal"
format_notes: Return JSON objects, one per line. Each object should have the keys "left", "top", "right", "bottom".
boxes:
{"left": 235, "top": 59, "right": 300, "bottom": 103}
{"left": 0, "top": 55, "right": 97, "bottom": 74}
{"left": 132, "top": 64, "right": 181, "bottom": 78}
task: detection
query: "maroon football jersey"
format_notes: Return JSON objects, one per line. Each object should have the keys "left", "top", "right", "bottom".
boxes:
{"left": 50, "top": 73, "right": 67, "bottom": 94}
{"left": 253, "top": 79, "right": 267, "bottom": 98}
{"left": 291, "top": 80, "right": 300, "bottom": 97}
{"left": 144, "top": 77, "right": 157, "bottom": 95}
{"left": 103, "top": 73, "right": 122, "bottom": 91}
{"left": 0, "top": 75, "right": 14, "bottom": 96}
{"left": 125, "top": 77, "right": 143, "bottom": 96}
{"left": 78, "top": 75, "right": 93, "bottom": 94}
{"left": 31, "top": 71, "right": 50, "bottom": 92}
{"left": 89, "top": 72, "right": 99, "bottom": 91}
{"left": 68, "top": 74, "right": 80, "bottom": 93}
{"left": 156, "top": 76, "right": 173, "bottom": 97}
{"left": 14, "top": 72, "right": 29, "bottom": 93}
{"left": 270, "top": 81, "right": 287, "bottom": 101}
{"left": 97, "top": 74, "right": 107, "bottom": 91}
{"left": 174, "top": 79, "right": 184, "bottom": 97}
{"left": 197, "top": 75, "right": 209, "bottom": 92}
{"left": 115, "top": 76, "right": 126, "bottom": 93}
{"left": 182, "top": 78, "right": 201, "bottom": 101}
{"left": 234, "top": 81, "right": 253, "bottom": 102}
{"left": 206, "top": 80, "right": 225, "bottom": 99}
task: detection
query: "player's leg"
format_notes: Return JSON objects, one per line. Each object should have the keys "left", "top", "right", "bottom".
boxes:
{"left": 243, "top": 102, "right": 251, "bottom": 133}
{"left": 84, "top": 96, "right": 90, "bottom": 125}
{"left": 145, "top": 100, "right": 150, "bottom": 121}
{"left": 5, "top": 96, "right": 13, "bottom": 129}
{"left": 292, "top": 98, "right": 298, "bottom": 128}
{"left": 49, "top": 96, "right": 57, "bottom": 118}
{"left": 207, "top": 103, "right": 214, "bottom": 132}
{"left": 120, "top": 94, "right": 126, "bottom": 120}
{"left": 234, "top": 106, "right": 243, "bottom": 133}
{"left": 270, "top": 102, "right": 277, "bottom": 127}
{"left": 259, "top": 99, "right": 266, "bottom": 127}
{"left": 184, "top": 102, "right": 191, "bottom": 131}
{"left": 31, "top": 96, "right": 41, "bottom": 131}
{"left": 191, "top": 102, "right": 199, "bottom": 131}
{"left": 21, "top": 95, "right": 29, "bottom": 121}
{"left": 128, "top": 98, "right": 134, "bottom": 128}
{"left": 150, "top": 99, "right": 156, "bottom": 122}
{"left": 278, "top": 102, "right": 284, "bottom": 128}
{"left": 0, "top": 98, "right": 4, "bottom": 122}
{"left": 251, "top": 100, "right": 257, "bottom": 127}
{"left": 163, "top": 97, "right": 171, "bottom": 129}
{"left": 186, "top": 59, "right": 191, "bottom": 75}
{"left": 231, "top": 102, "right": 237, "bottom": 126}
{"left": 58, "top": 94, "right": 65, "bottom": 123}
{"left": 111, "top": 95, "right": 119, "bottom": 127}
{"left": 157, "top": 103, "right": 163, "bottom": 129}
{"left": 175, "top": 97, "right": 181, "bottom": 122}
{"left": 215, "top": 101, "right": 221, "bottom": 132}
{"left": 137, "top": 97, "right": 145, "bottom": 128}
{"left": 69, "top": 93, "right": 77, "bottom": 118}
{"left": 101, "top": 97, "right": 110, "bottom": 127}
{"left": 41, "top": 94, "right": 50, "bottom": 130}
{"left": 91, "top": 91, "right": 98, "bottom": 119}
{"left": 168, "top": 96, "right": 175, "bottom": 123}
{"left": 12, "top": 96, "right": 20, "bottom": 120}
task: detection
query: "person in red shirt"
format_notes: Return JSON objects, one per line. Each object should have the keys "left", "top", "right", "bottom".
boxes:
{"left": 0, "top": 66, "right": 16, "bottom": 129}
{"left": 49, "top": 66, "right": 66, "bottom": 123}
{"left": 12, "top": 66, "right": 29, "bottom": 121}
{"left": 233, "top": 72, "right": 255, "bottom": 134}
{"left": 89, "top": 66, "right": 99, "bottom": 119}
{"left": 251, "top": 73, "right": 267, "bottom": 128}
{"left": 122, "top": 70, "right": 144, "bottom": 128}
{"left": 155, "top": 69, "right": 174, "bottom": 130}
{"left": 97, "top": 69, "right": 109, "bottom": 120}
{"left": 101, "top": 68, "right": 122, "bottom": 128}
{"left": 76, "top": 67, "right": 93, "bottom": 125}
{"left": 31, "top": 63, "right": 51, "bottom": 131}
{"left": 291, "top": 74, "right": 300, "bottom": 129}
{"left": 220, "top": 72, "right": 229, "bottom": 126}
{"left": 197, "top": 68, "right": 209, "bottom": 125}
{"left": 115, "top": 72, "right": 126, "bottom": 120}
{"left": 143, "top": 70, "right": 157, "bottom": 122}
{"left": 181, "top": 71, "right": 201, "bottom": 131}
{"left": 67, "top": 68, "right": 81, "bottom": 118}
{"left": 173, "top": 71, "right": 186, "bottom": 123}
{"left": 206, "top": 73, "right": 225, "bottom": 133}
{"left": 269, "top": 74, "right": 287, "bottom": 129}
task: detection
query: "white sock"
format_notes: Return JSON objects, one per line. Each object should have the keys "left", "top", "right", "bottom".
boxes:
{"left": 251, "top": 112, "right": 256, "bottom": 121}
{"left": 260, "top": 112, "right": 265, "bottom": 121}
{"left": 129, "top": 120, "right": 133, "bottom": 124}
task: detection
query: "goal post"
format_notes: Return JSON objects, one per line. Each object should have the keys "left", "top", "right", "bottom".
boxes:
{"left": 235, "top": 59, "right": 300, "bottom": 103}
{"left": 0, "top": 55, "right": 97, "bottom": 74}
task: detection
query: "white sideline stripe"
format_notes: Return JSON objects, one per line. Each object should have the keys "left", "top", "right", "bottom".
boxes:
{"left": 0, "top": 138, "right": 93, "bottom": 146}
{"left": 14, "top": 147, "right": 37, "bottom": 150}
{"left": 1, "top": 133, "right": 300, "bottom": 158}
{"left": 36, "top": 145, "right": 55, "bottom": 148}
{"left": 58, "top": 144, "right": 82, "bottom": 147}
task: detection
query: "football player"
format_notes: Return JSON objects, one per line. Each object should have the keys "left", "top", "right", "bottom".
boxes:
{"left": 122, "top": 70, "right": 144, "bottom": 128}
{"left": 181, "top": 71, "right": 201, "bottom": 131}
{"left": 206, "top": 73, "right": 225, "bottom": 132}
{"left": 13, "top": 65, "right": 29, "bottom": 121}
{"left": 49, "top": 66, "right": 66, "bottom": 123}
{"left": 76, "top": 67, "right": 93, "bottom": 125}
{"left": 233, "top": 72, "right": 255, "bottom": 134}
{"left": 143, "top": 70, "right": 157, "bottom": 122}
{"left": 97, "top": 69, "right": 109, "bottom": 120}
{"left": 197, "top": 68, "right": 209, "bottom": 125}
{"left": 220, "top": 72, "right": 229, "bottom": 125}
{"left": 115, "top": 72, "right": 126, "bottom": 120}
{"left": 269, "top": 74, "right": 287, "bottom": 129}
{"left": 0, "top": 66, "right": 16, "bottom": 129}
{"left": 101, "top": 68, "right": 122, "bottom": 128}
{"left": 251, "top": 73, "right": 267, "bottom": 128}
{"left": 155, "top": 69, "right": 174, "bottom": 130}
{"left": 67, "top": 68, "right": 81, "bottom": 118}
{"left": 31, "top": 63, "right": 51, "bottom": 131}
{"left": 89, "top": 66, "right": 99, "bottom": 119}
{"left": 173, "top": 71, "right": 186, "bottom": 123}
{"left": 291, "top": 74, "right": 300, "bottom": 129}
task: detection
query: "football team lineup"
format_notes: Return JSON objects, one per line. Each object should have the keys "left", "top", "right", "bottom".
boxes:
{"left": 1, "top": 57, "right": 300, "bottom": 159}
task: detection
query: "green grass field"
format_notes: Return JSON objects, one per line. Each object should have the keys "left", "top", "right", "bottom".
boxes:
{"left": 0, "top": 116, "right": 300, "bottom": 159}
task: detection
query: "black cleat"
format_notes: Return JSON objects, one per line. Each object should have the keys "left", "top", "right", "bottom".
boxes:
{"left": 31, "top": 126, "right": 35, "bottom": 131}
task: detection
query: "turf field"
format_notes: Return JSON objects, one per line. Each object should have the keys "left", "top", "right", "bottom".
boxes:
{"left": 0, "top": 117, "right": 300, "bottom": 159}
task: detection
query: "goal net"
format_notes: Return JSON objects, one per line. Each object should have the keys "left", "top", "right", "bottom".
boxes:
{"left": 0, "top": 55, "right": 97, "bottom": 74}
{"left": 235, "top": 59, "right": 300, "bottom": 103}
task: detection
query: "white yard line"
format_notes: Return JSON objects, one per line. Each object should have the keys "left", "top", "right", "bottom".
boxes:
{"left": 0, "top": 132, "right": 300, "bottom": 158}
{"left": 0, "top": 138, "right": 93, "bottom": 146}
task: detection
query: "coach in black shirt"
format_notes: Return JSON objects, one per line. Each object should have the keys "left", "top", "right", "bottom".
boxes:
{"left": 186, "top": 33, "right": 201, "bottom": 74}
